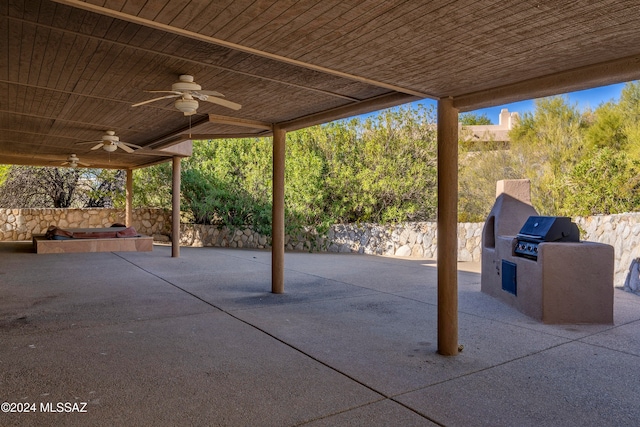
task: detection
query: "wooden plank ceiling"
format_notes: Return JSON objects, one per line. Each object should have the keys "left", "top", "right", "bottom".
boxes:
{"left": 2, "top": 0, "right": 640, "bottom": 169}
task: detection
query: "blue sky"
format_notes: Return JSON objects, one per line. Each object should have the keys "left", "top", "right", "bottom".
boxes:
{"left": 405, "top": 82, "right": 629, "bottom": 124}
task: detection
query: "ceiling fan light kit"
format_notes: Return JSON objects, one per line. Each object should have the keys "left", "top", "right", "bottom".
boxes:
{"left": 174, "top": 97, "right": 199, "bottom": 114}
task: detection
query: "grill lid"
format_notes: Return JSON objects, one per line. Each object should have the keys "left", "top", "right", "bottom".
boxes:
{"left": 516, "top": 216, "right": 579, "bottom": 243}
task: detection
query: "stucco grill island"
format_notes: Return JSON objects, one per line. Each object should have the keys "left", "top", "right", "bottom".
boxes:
{"left": 482, "top": 180, "right": 614, "bottom": 324}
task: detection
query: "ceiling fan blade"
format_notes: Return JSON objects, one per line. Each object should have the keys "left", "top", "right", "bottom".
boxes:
{"left": 78, "top": 161, "right": 91, "bottom": 166}
{"left": 202, "top": 96, "right": 242, "bottom": 111}
{"left": 90, "top": 143, "right": 104, "bottom": 150}
{"left": 195, "top": 90, "right": 225, "bottom": 98}
{"left": 145, "top": 90, "right": 183, "bottom": 95}
{"left": 132, "top": 94, "right": 180, "bottom": 107}
{"left": 75, "top": 140, "right": 102, "bottom": 145}
{"left": 118, "top": 143, "right": 135, "bottom": 153}
{"left": 121, "top": 141, "right": 142, "bottom": 149}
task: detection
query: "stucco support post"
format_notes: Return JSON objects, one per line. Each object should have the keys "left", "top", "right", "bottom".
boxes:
{"left": 172, "top": 156, "right": 181, "bottom": 258}
{"left": 272, "top": 125, "right": 286, "bottom": 294}
{"left": 437, "top": 97, "right": 460, "bottom": 356}
{"left": 125, "top": 169, "right": 133, "bottom": 227}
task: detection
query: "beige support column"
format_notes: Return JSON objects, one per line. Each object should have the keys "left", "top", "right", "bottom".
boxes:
{"left": 172, "top": 156, "right": 181, "bottom": 258}
{"left": 437, "top": 97, "right": 460, "bottom": 356}
{"left": 125, "top": 169, "right": 133, "bottom": 227}
{"left": 272, "top": 125, "right": 286, "bottom": 294}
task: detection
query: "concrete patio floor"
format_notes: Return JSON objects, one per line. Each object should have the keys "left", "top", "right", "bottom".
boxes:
{"left": 1, "top": 241, "right": 639, "bottom": 426}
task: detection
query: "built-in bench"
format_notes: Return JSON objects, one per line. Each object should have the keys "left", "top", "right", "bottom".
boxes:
{"left": 32, "top": 226, "right": 153, "bottom": 254}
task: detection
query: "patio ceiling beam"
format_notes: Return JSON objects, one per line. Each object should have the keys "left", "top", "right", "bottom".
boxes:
{"left": 173, "top": 94, "right": 421, "bottom": 141}
{"left": 0, "top": 153, "right": 127, "bottom": 169}
{"left": 208, "top": 115, "right": 273, "bottom": 131}
{"left": 54, "top": 0, "right": 433, "bottom": 100}
{"left": 181, "top": 132, "right": 273, "bottom": 140}
{"left": 453, "top": 55, "right": 640, "bottom": 112}
{"left": 278, "top": 92, "right": 421, "bottom": 132}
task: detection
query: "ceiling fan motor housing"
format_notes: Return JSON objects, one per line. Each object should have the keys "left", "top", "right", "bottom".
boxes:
{"left": 102, "top": 131, "right": 119, "bottom": 143}
{"left": 172, "top": 75, "right": 201, "bottom": 92}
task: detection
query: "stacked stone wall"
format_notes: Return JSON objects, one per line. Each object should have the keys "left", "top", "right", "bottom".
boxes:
{"left": 0, "top": 209, "right": 484, "bottom": 260}
{"left": 575, "top": 213, "right": 640, "bottom": 288}
{"left": 0, "top": 208, "right": 171, "bottom": 241}
{"left": 3, "top": 208, "right": 640, "bottom": 286}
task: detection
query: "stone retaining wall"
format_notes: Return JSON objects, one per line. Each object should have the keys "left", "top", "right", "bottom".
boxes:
{"left": 576, "top": 213, "right": 640, "bottom": 289}
{"left": 177, "top": 222, "right": 483, "bottom": 262}
{"left": 0, "top": 208, "right": 171, "bottom": 241}
{"left": 2, "top": 208, "right": 640, "bottom": 286}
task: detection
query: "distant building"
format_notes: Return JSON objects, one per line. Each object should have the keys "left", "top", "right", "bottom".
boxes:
{"left": 461, "top": 108, "right": 520, "bottom": 144}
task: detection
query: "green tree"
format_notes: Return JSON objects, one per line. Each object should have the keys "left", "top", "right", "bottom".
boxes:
{"left": 82, "top": 169, "right": 126, "bottom": 208}
{"left": 299, "top": 105, "right": 438, "bottom": 224}
{"left": 549, "top": 82, "right": 640, "bottom": 216}
{"left": 460, "top": 112, "right": 492, "bottom": 125}
{"left": 181, "top": 159, "right": 272, "bottom": 234}
{"left": 0, "top": 165, "right": 9, "bottom": 185}
{"left": 459, "top": 96, "right": 589, "bottom": 220}
{"left": 286, "top": 126, "right": 330, "bottom": 227}
{"left": 165, "top": 104, "right": 439, "bottom": 232}
{"left": 561, "top": 148, "right": 640, "bottom": 216}
{"left": 618, "top": 81, "right": 640, "bottom": 161}
{"left": 584, "top": 102, "right": 626, "bottom": 151}
{"left": 133, "top": 163, "right": 172, "bottom": 208}
{"left": 508, "top": 96, "right": 586, "bottom": 215}
{"left": 354, "top": 105, "right": 437, "bottom": 222}
{"left": 180, "top": 168, "right": 217, "bottom": 224}
{"left": 458, "top": 148, "right": 520, "bottom": 222}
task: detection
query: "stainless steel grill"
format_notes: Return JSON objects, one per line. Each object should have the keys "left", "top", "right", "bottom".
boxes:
{"left": 514, "top": 216, "right": 579, "bottom": 260}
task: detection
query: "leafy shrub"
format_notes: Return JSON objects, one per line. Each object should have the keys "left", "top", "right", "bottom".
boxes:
{"left": 181, "top": 167, "right": 272, "bottom": 234}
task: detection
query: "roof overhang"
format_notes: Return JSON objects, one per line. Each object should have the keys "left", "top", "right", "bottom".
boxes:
{"left": 2, "top": 0, "right": 640, "bottom": 169}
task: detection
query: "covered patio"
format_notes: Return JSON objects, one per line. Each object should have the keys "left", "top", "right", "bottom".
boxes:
{"left": 3, "top": 0, "right": 640, "bottom": 355}
{"left": 2, "top": 242, "right": 640, "bottom": 425}
{"left": 3, "top": 1, "right": 640, "bottom": 422}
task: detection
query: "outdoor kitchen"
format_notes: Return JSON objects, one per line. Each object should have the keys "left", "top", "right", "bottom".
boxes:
{"left": 481, "top": 180, "right": 614, "bottom": 324}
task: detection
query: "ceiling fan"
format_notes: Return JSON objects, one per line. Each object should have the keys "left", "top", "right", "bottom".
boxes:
{"left": 76, "top": 130, "right": 141, "bottom": 153}
{"left": 61, "top": 154, "right": 90, "bottom": 168}
{"left": 131, "top": 74, "right": 242, "bottom": 115}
